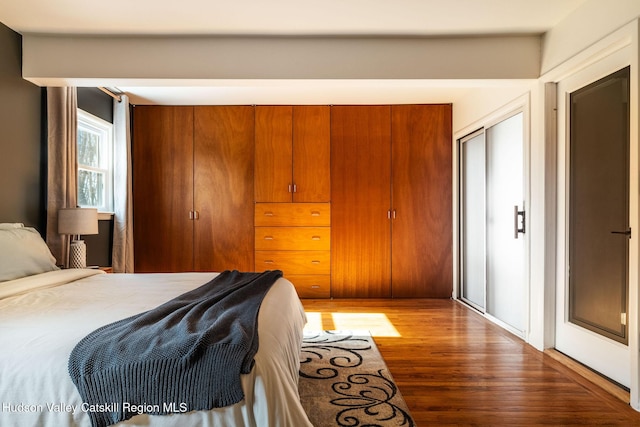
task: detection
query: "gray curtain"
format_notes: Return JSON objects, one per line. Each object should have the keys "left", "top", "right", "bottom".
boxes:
{"left": 46, "top": 87, "right": 78, "bottom": 267}
{"left": 112, "top": 94, "right": 134, "bottom": 272}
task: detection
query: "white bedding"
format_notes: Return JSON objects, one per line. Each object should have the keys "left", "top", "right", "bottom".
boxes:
{"left": 0, "top": 269, "right": 312, "bottom": 427}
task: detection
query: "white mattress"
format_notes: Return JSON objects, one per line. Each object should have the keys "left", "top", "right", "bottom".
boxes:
{"left": 0, "top": 269, "right": 312, "bottom": 427}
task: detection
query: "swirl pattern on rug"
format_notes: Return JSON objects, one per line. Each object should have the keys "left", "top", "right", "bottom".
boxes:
{"left": 299, "top": 330, "right": 415, "bottom": 427}
{"left": 300, "top": 331, "right": 371, "bottom": 379}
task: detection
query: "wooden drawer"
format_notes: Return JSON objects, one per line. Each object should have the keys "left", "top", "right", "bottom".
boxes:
{"left": 255, "top": 227, "right": 330, "bottom": 251}
{"left": 286, "top": 275, "right": 330, "bottom": 298}
{"left": 255, "top": 250, "right": 330, "bottom": 275}
{"left": 255, "top": 203, "right": 330, "bottom": 226}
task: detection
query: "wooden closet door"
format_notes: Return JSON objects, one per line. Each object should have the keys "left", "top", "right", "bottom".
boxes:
{"left": 331, "top": 106, "right": 392, "bottom": 298}
{"left": 293, "top": 106, "right": 330, "bottom": 202}
{"left": 194, "top": 106, "right": 255, "bottom": 272}
{"left": 133, "top": 106, "right": 194, "bottom": 272}
{"left": 391, "top": 104, "right": 452, "bottom": 297}
{"left": 255, "top": 106, "right": 293, "bottom": 202}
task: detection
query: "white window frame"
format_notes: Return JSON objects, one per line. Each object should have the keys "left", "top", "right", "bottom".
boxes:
{"left": 77, "top": 109, "right": 113, "bottom": 213}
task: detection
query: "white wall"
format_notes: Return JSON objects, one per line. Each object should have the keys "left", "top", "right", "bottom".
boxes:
{"left": 453, "top": 84, "right": 535, "bottom": 135}
{"left": 542, "top": 0, "right": 640, "bottom": 74}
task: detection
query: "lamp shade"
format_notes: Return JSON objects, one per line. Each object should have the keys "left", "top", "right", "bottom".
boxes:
{"left": 58, "top": 208, "right": 99, "bottom": 236}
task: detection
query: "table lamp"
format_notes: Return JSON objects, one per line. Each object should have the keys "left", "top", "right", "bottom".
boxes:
{"left": 58, "top": 208, "right": 99, "bottom": 268}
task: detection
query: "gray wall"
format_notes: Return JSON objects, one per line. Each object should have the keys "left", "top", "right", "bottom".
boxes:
{"left": 78, "top": 87, "right": 113, "bottom": 123}
{"left": 0, "top": 23, "right": 44, "bottom": 231}
{"left": 0, "top": 26, "right": 113, "bottom": 267}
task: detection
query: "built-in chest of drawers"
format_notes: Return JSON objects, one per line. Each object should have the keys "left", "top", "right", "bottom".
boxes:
{"left": 255, "top": 203, "right": 330, "bottom": 298}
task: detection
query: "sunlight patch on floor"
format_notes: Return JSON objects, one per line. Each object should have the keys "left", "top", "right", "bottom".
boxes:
{"left": 304, "top": 312, "right": 324, "bottom": 332}
{"left": 304, "top": 311, "right": 401, "bottom": 337}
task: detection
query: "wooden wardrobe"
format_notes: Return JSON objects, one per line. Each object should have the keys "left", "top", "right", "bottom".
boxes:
{"left": 254, "top": 106, "right": 332, "bottom": 298}
{"left": 132, "top": 103, "right": 451, "bottom": 299}
{"left": 133, "top": 106, "right": 255, "bottom": 273}
{"left": 331, "top": 104, "right": 452, "bottom": 298}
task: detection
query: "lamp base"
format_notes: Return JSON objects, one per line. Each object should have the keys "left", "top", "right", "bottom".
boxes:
{"left": 69, "top": 240, "right": 87, "bottom": 269}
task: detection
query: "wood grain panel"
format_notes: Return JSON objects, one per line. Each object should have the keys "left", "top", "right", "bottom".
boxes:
{"left": 331, "top": 106, "right": 392, "bottom": 298}
{"left": 255, "top": 227, "right": 330, "bottom": 251}
{"left": 287, "top": 275, "right": 331, "bottom": 298}
{"left": 133, "top": 106, "right": 194, "bottom": 272}
{"left": 255, "top": 203, "right": 330, "bottom": 226}
{"left": 255, "top": 106, "right": 293, "bottom": 202}
{"left": 194, "top": 106, "right": 255, "bottom": 271}
{"left": 255, "top": 250, "right": 330, "bottom": 275}
{"left": 293, "top": 106, "right": 331, "bottom": 202}
{"left": 391, "top": 104, "right": 452, "bottom": 297}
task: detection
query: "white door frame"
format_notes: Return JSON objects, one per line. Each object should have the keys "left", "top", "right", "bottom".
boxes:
{"left": 540, "top": 20, "right": 639, "bottom": 409}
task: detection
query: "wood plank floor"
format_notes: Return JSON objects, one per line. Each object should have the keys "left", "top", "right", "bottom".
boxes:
{"left": 301, "top": 298, "right": 640, "bottom": 426}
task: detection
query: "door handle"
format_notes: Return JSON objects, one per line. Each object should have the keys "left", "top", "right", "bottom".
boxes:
{"left": 611, "top": 228, "right": 632, "bottom": 238}
{"left": 514, "top": 206, "right": 525, "bottom": 239}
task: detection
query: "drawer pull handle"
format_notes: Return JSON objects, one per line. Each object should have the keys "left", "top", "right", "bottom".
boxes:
{"left": 311, "top": 236, "right": 321, "bottom": 240}
{"left": 310, "top": 211, "right": 320, "bottom": 217}
{"left": 311, "top": 260, "right": 321, "bottom": 265}
{"left": 264, "top": 236, "right": 274, "bottom": 240}
{"left": 264, "top": 260, "right": 274, "bottom": 264}
{"left": 311, "top": 285, "right": 320, "bottom": 289}
{"left": 264, "top": 211, "right": 274, "bottom": 216}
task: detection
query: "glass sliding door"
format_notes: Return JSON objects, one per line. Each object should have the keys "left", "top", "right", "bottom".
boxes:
{"left": 485, "top": 112, "right": 526, "bottom": 334}
{"left": 459, "top": 110, "right": 527, "bottom": 336}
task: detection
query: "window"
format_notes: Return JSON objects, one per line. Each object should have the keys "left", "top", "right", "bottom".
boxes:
{"left": 77, "top": 109, "right": 113, "bottom": 212}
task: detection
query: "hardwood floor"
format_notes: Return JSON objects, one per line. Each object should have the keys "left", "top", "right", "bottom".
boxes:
{"left": 301, "top": 298, "right": 640, "bottom": 425}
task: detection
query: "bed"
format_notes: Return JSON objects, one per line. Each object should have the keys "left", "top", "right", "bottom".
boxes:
{"left": 0, "top": 224, "right": 312, "bottom": 427}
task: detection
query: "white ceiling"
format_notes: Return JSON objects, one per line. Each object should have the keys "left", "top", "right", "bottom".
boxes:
{"left": 0, "top": 0, "right": 587, "bottom": 105}
{"left": 0, "top": 0, "right": 585, "bottom": 36}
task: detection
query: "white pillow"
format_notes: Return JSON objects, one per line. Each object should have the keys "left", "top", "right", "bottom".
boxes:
{"left": 0, "top": 223, "right": 25, "bottom": 229}
{"left": 0, "top": 227, "right": 59, "bottom": 282}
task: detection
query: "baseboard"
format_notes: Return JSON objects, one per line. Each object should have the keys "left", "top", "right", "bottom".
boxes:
{"left": 544, "top": 348, "right": 629, "bottom": 403}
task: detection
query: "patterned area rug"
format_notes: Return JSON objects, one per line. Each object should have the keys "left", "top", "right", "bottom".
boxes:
{"left": 299, "top": 330, "right": 415, "bottom": 427}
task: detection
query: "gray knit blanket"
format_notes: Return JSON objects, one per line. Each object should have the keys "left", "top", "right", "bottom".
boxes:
{"left": 68, "top": 270, "right": 283, "bottom": 427}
